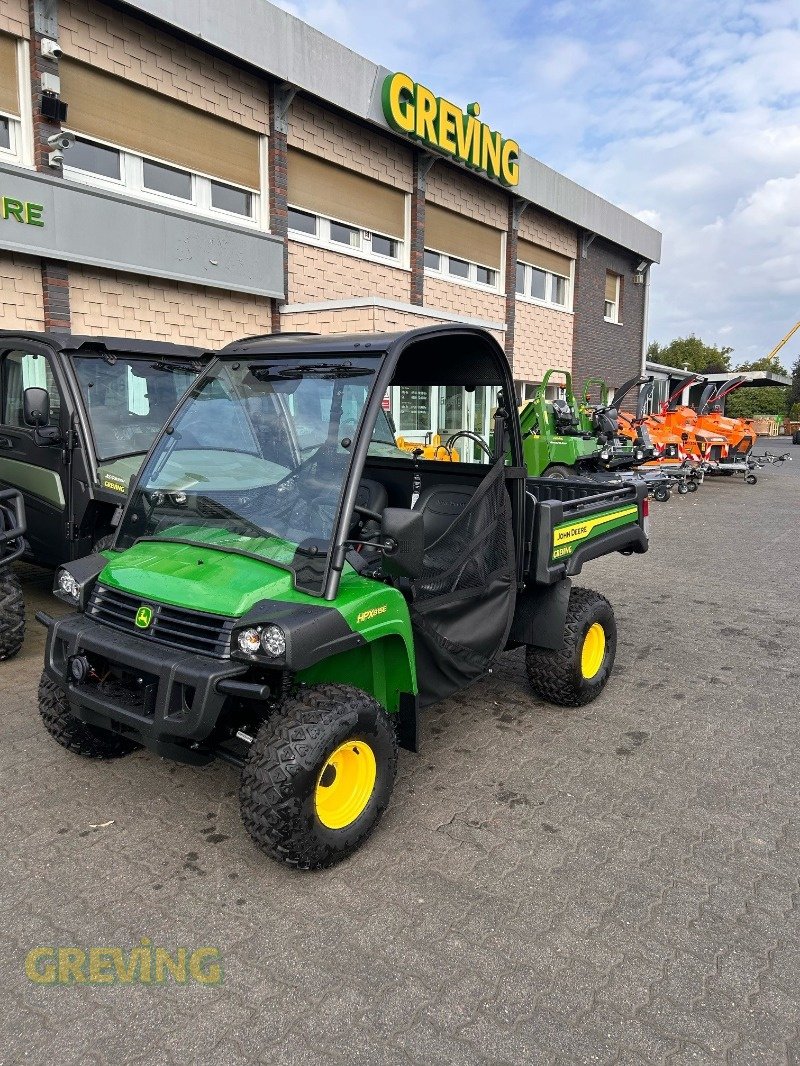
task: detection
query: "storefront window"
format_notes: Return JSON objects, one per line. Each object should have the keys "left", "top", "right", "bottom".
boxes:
{"left": 398, "top": 385, "right": 432, "bottom": 433}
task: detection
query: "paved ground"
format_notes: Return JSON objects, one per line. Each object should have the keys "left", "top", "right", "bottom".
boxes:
{"left": 1, "top": 443, "right": 799, "bottom": 1065}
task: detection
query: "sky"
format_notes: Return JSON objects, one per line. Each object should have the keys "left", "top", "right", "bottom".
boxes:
{"left": 275, "top": 0, "right": 800, "bottom": 370}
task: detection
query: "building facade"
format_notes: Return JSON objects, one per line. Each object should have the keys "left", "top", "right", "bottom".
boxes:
{"left": 0, "top": 0, "right": 661, "bottom": 440}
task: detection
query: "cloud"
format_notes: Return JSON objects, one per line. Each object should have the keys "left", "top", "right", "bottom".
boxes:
{"left": 278, "top": 0, "right": 800, "bottom": 368}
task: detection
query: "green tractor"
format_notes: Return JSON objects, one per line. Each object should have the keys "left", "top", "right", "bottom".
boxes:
{"left": 520, "top": 369, "right": 652, "bottom": 479}
{"left": 38, "top": 326, "right": 649, "bottom": 869}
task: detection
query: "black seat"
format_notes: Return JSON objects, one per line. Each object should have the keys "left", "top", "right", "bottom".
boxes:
{"left": 412, "top": 482, "right": 477, "bottom": 548}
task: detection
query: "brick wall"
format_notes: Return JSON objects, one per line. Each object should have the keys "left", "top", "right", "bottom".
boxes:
{"left": 69, "top": 268, "right": 273, "bottom": 344}
{"left": 518, "top": 208, "right": 577, "bottom": 258}
{"left": 424, "top": 276, "right": 506, "bottom": 326}
{"left": 0, "top": 0, "right": 28, "bottom": 37}
{"left": 287, "top": 96, "right": 412, "bottom": 190}
{"left": 287, "top": 241, "right": 410, "bottom": 304}
{"left": 281, "top": 303, "right": 504, "bottom": 347}
{"left": 425, "top": 163, "right": 507, "bottom": 229}
{"left": 572, "top": 236, "right": 645, "bottom": 391}
{"left": 0, "top": 253, "right": 45, "bottom": 329}
{"left": 513, "top": 300, "right": 573, "bottom": 382}
{"left": 59, "top": 0, "right": 269, "bottom": 132}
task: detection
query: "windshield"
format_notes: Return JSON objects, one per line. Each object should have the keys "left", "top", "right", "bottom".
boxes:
{"left": 73, "top": 356, "right": 198, "bottom": 461}
{"left": 116, "top": 356, "right": 382, "bottom": 594}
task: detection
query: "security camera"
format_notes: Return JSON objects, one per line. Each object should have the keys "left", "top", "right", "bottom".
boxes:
{"left": 41, "top": 38, "right": 63, "bottom": 60}
{"left": 47, "top": 131, "right": 74, "bottom": 150}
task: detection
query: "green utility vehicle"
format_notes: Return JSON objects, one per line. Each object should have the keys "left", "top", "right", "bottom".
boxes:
{"left": 38, "top": 326, "right": 649, "bottom": 869}
{"left": 0, "top": 331, "right": 205, "bottom": 567}
{"left": 0, "top": 487, "right": 26, "bottom": 659}
{"left": 520, "top": 369, "right": 652, "bottom": 478}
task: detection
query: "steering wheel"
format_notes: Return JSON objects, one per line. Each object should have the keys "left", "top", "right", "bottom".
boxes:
{"left": 445, "top": 430, "right": 492, "bottom": 460}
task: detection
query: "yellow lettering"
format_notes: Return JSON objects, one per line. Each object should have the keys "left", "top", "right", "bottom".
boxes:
{"left": 437, "top": 98, "right": 460, "bottom": 155}
{"left": 481, "top": 126, "right": 502, "bottom": 180}
{"left": 25, "top": 947, "right": 56, "bottom": 984}
{"left": 500, "top": 139, "right": 520, "bottom": 187}
{"left": 89, "top": 948, "right": 116, "bottom": 984}
{"left": 111, "top": 947, "right": 138, "bottom": 982}
{"left": 58, "top": 947, "right": 87, "bottom": 984}
{"left": 189, "top": 947, "right": 222, "bottom": 985}
{"left": 414, "top": 84, "right": 438, "bottom": 145}
{"left": 155, "top": 947, "right": 188, "bottom": 983}
{"left": 382, "top": 71, "right": 415, "bottom": 135}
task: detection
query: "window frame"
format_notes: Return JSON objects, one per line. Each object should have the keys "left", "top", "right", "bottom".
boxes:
{"left": 604, "top": 273, "right": 622, "bottom": 324}
{"left": 287, "top": 202, "right": 408, "bottom": 269}
{"left": 515, "top": 259, "right": 573, "bottom": 312}
{"left": 0, "top": 37, "right": 34, "bottom": 169}
{"left": 423, "top": 246, "right": 502, "bottom": 293}
{"left": 61, "top": 130, "right": 266, "bottom": 229}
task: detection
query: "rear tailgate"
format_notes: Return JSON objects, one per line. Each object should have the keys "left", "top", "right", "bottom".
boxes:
{"left": 526, "top": 476, "right": 648, "bottom": 585}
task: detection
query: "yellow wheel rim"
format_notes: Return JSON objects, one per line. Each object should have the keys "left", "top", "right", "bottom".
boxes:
{"left": 314, "top": 739, "right": 377, "bottom": 830}
{"left": 581, "top": 622, "right": 606, "bottom": 680}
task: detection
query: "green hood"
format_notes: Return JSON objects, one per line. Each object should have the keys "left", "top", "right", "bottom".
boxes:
{"left": 100, "top": 536, "right": 308, "bottom": 617}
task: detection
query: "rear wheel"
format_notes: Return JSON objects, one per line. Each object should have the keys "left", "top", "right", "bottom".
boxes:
{"left": 239, "top": 683, "right": 397, "bottom": 869}
{"left": 542, "top": 464, "right": 575, "bottom": 479}
{"left": 687, "top": 481, "right": 699, "bottom": 492}
{"left": 653, "top": 484, "right": 670, "bottom": 502}
{"left": 745, "top": 473, "right": 757, "bottom": 485}
{"left": 0, "top": 566, "right": 25, "bottom": 660}
{"left": 38, "top": 672, "right": 140, "bottom": 758}
{"left": 526, "top": 587, "right": 617, "bottom": 707}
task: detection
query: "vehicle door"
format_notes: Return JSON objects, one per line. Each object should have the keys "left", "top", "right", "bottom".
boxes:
{"left": 0, "top": 342, "right": 70, "bottom": 566}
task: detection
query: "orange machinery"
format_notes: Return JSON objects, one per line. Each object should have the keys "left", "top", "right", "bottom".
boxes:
{"left": 694, "top": 376, "right": 755, "bottom": 460}
{"left": 617, "top": 381, "right": 693, "bottom": 467}
{"left": 655, "top": 375, "right": 730, "bottom": 464}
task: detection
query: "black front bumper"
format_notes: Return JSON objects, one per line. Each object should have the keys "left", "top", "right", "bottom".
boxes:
{"left": 44, "top": 613, "right": 250, "bottom": 763}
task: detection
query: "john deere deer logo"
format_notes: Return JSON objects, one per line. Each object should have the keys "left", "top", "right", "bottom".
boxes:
{"left": 135, "top": 605, "right": 153, "bottom": 629}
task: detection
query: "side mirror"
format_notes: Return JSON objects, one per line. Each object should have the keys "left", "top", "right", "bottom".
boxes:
{"left": 380, "top": 507, "right": 425, "bottom": 579}
{"left": 23, "top": 386, "right": 50, "bottom": 428}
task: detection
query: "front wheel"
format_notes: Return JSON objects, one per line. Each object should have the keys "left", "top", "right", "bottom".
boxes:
{"left": 687, "top": 481, "right": 699, "bottom": 492}
{"left": 239, "top": 683, "right": 397, "bottom": 870}
{"left": 0, "top": 567, "right": 25, "bottom": 660}
{"left": 39, "top": 672, "right": 140, "bottom": 758}
{"left": 745, "top": 473, "right": 757, "bottom": 485}
{"left": 526, "top": 587, "right": 617, "bottom": 707}
{"left": 653, "top": 484, "right": 671, "bottom": 502}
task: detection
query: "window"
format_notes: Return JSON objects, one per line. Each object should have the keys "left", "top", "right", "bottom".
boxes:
{"left": 211, "top": 181, "right": 252, "bottom": 217}
{"left": 63, "top": 134, "right": 261, "bottom": 227}
{"left": 288, "top": 205, "right": 403, "bottom": 264}
{"left": 288, "top": 207, "right": 317, "bottom": 235}
{"left": 391, "top": 382, "right": 501, "bottom": 463}
{"left": 425, "top": 248, "right": 501, "bottom": 290}
{"left": 330, "top": 220, "right": 360, "bottom": 249}
{"left": 63, "top": 137, "right": 121, "bottom": 180}
{"left": 604, "top": 272, "right": 621, "bottom": 323}
{"left": 371, "top": 233, "right": 398, "bottom": 259}
{"left": 0, "top": 33, "right": 29, "bottom": 166}
{"left": 425, "top": 249, "right": 441, "bottom": 271}
{"left": 515, "top": 261, "right": 572, "bottom": 310}
{"left": 142, "top": 159, "right": 192, "bottom": 200}
{"left": 2, "top": 351, "right": 61, "bottom": 428}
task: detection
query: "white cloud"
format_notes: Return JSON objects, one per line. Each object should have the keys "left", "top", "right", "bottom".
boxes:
{"left": 277, "top": 0, "right": 800, "bottom": 368}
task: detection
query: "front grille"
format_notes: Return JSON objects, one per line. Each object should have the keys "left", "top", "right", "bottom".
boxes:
{"left": 87, "top": 584, "right": 234, "bottom": 659}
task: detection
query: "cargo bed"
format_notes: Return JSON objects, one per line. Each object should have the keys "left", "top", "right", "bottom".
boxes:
{"left": 524, "top": 476, "right": 648, "bottom": 584}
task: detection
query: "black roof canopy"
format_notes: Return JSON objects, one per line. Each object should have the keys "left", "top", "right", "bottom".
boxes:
{"left": 0, "top": 330, "right": 212, "bottom": 361}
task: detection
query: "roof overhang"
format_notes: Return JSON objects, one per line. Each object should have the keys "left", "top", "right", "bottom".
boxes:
{"left": 117, "top": 0, "right": 662, "bottom": 263}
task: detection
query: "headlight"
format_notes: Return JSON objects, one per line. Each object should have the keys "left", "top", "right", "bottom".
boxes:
{"left": 237, "top": 627, "right": 262, "bottom": 655}
{"left": 57, "top": 570, "right": 79, "bottom": 600}
{"left": 261, "top": 625, "right": 286, "bottom": 657}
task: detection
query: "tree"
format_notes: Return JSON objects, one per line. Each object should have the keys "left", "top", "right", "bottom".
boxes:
{"left": 725, "top": 354, "right": 790, "bottom": 418}
{"left": 787, "top": 355, "right": 800, "bottom": 417}
{"left": 647, "top": 336, "right": 733, "bottom": 375}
